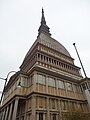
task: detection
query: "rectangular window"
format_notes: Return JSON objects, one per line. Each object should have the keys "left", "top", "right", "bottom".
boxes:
{"left": 39, "top": 113, "right": 43, "bottom": 120}
{"left": 73, "top": 84, "right": 78, "bottom": 92}
{"left": 58, "top": 80, "right": 65, "bottom": 89}
{"left": 52, "top": 99, "right": 55, "bottom": 109}
{"left": 73, "top": 84, "right": 82, "bottom": 93}
{"left": 66, "top": 82, "right": 72, "bottom": 91}
{"left": 39, "top": 97, "right": 44, "bottom": 108}
{"left": 52, "top": 114, "right": 56, "bottom": 120}
{"left": 48, "top": 77, "right": 55, "bottom": 87}
{"left": 36, "top": 74, "right": 45, "bottom": 85}
{"left": 21, "top": 76, "right": 28, "bottom": 86}
{"left": 28, "top": 98, "right": 31, "bottom": 109}
{"left": 21, "top": 75, "right": 33, "bottom": 87}
{"left": 27, "top": 76, "right": 32, "bottom": 87}
{"left": 61, "top": 100, "right": 66, "bottom": 110}
{"left": 82, "top": 84, "right": 86, "bottom": 91}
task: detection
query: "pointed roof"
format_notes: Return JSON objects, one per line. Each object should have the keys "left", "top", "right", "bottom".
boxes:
{"left": 20, "top": 9, "right": 73, "bottom": 71}
{"left": 41, "top": 8, "right": 46, "bottom": 25}
{"left": 38, "top": 8, "right": 51, "bottom": 36}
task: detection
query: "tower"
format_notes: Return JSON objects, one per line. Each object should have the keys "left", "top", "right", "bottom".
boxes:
{"left": 0, "top": 9, "right": 90, "bottom": 120}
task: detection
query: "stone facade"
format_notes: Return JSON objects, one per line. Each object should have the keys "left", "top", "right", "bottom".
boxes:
{"left": 0, "top": 9, "right": 90, "bottom": 120}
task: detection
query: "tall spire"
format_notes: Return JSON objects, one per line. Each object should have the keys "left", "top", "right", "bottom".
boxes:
{"left": 41, "top": 8, "right": 46, "bottom": 25}
{"left": 38, "top": 8, "right": 51, "bottom": 36}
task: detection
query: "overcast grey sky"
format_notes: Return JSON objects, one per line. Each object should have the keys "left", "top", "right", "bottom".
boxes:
{"left": 0, "top": 0, "right": 90, "bottom": 93}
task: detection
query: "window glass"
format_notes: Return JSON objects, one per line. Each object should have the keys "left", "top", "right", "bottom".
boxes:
{"left": 39, "top": 113, "right": 43, "bottom": 120}
{"left": 21, "top": 76, "right": 28, "bottom": 87}
{"left": 36, "top": 74, "right": 45, "bottom": 85}
{"left": 73, "top": 84, "right": 78, "bottom": 92}
{"left": 27, "top": 76, "right": 32, "bottom": 87}
{"left": 66, "top": 82, "right": 72, "bottom": 91}
{"left": 39, "top": 97, "right": 43, "bottom": 108}
{"left": 21, "top": 75, "right": 33, "bottom": 87}
{"left": 52, "top": 114, "right": 56, "bottom": 120}
{"left": 58, "top": 80, "right": 65, "bottom": 89}
{"left": 52, "top": 99, "right": 55, "bottom": 109}
{"left": 48, "top": 77, "right": 55, "bottom": 87}
{"left": 38, "top": 74, "right": 42, "bottom": 83}
{"left": 61, "top": 100, "right": 66, "bottom": 110}
{"left": 73, "top": 84, "right": 82, "bottom": 93}
{"left": 82, "top": 84, "right": 86, "bottom": 91}
{"left": 78, "top": 86, "right": 82, "bottom": 92}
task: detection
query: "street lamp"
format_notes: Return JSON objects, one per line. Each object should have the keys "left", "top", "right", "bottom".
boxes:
{"left": 0, "top": 71, "right": 16, "bottom": 105}
{"left": 73, "top": 43, "right": 90, "bottom": 107}
{"left": 73, "top": 43, "right": 87, "bottom": 78}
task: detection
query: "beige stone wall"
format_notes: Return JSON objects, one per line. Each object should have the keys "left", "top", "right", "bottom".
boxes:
{"left": 22, "top": 95, "right": 89, "bottom": 120}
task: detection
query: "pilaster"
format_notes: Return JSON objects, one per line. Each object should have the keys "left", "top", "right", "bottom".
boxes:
{"left": 12, "top": 98, "right": 19, "bottom": 120}
{"left": 4, "top": 106, "right": 9, "bottom": 120}
{"left": 31, "top": 96, "right": 36, "bottom": 120}
{"left": 8, "top": 103, "right": 13, "bottom": 120}
{"left": 47, "top": 97, "right": 50, "bottom": 120}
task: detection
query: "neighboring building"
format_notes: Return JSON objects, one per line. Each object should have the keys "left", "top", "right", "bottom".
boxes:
{"left": 0, "top": 9, "right": 90, "bottom": 120}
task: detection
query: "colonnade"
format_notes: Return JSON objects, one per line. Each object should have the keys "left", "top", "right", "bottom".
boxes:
{"left": 0, "top": 98, "right": 19, "bottom": 120}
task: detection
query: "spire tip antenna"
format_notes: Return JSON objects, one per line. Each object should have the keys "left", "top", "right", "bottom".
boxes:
{"left": 73, "top": 43, "right": 75, "bottom": 46}
{"left": 42, "top": 7, "right": 44, "bottom": 13}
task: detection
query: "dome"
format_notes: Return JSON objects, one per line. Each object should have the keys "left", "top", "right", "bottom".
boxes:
{"left": 38, "top": 33, "right": 71, "bottom": 57}
{"left": 24, "top": 32, "right": 71, "bottom": 61}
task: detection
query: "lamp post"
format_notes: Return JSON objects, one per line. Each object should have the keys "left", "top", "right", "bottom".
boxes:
{"left": 0, "top": 71, "right": 16, "bottom": 105}
{"left": 73, "top": 43, "right": 90, "bottom": 108}
{"left": 73, "top": 43, "right": 87, "bottom": 78}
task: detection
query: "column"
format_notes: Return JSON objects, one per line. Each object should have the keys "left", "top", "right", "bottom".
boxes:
{"left": 37, "top": 113, "right": 39, "bottom": 120}
{"left": 39, "top": 56, "right": 41, "bottom": 64}
{"left": 12, "top": 98, "right": 19, "bottom": 120}
{"left": 8, "top": 103, "right": 13, "bottom": 120}
{"left": 37, "top": 96, "right": 39, "bottom": 109}
{"left": 32, "top": 74, "right": 36, "bottom": 92}
{"left": 1, "top": 108, "right": 5, "bottom": 120}
{"left": 24, "top": 101, "right": 27, "bottom": 120}
{"left": 43, "top": 113, "right": 46, "bottom": 120}
{"left": 86, "top": 81, "right": 89, "bottom": 89}
{"left": 4, "top": 106, "right": 9, "bottom": 120}
{"left": 56, "top": 113, "right": 59, "bottom": 120}
{"left": 72, "top": 84, "right": 76, "bottom": 98}
{"left": 58, "top": 99, "right": 62, "bottom": 120}
{"left": 0, "top": 110, "right": 3, "bottom": 120}
{"left": 47, "top": 97, "right": 50, "bottom": 120}
{"left": 31, "top": 96, "right": 36, "bottom": 120}
{"left": 56, "top": 80, "right": 59, "bottom": 95}
{"left": 46, "top": 76, "right": 48, "bottom": 93}
{"left": 85, "top": 82, "right": 88, "bottom": 89}
{"left": 80, "top": 85, "right": 83, "bottom": 92}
